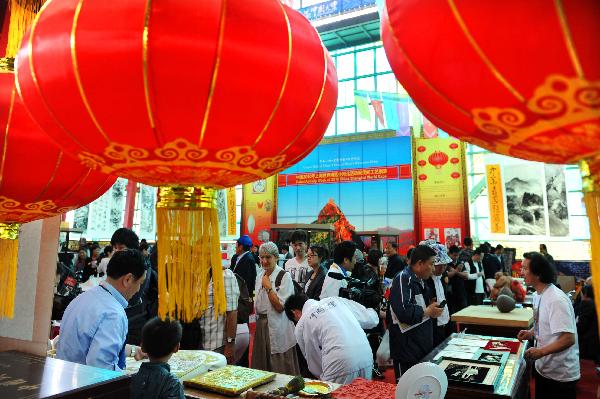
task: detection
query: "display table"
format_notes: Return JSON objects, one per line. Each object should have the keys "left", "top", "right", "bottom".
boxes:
{"left": 451, "top": 305, "right": 533, "bottom": 337}
{"left": 0, "top": 351, "right": 130, "bottom": 398}
{"left": 185, "top": 373, "right": 341, "bottom": 399}
{"left": 422, "top": 334, "right": 530, "bottom": 399}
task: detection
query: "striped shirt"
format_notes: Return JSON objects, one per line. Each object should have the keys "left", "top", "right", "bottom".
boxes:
{"left": 199, "top": 268, "right": 240, "bottom": 351}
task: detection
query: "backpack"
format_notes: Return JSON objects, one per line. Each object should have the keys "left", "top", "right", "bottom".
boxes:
{"left": 234, "top": 273, "right": 252, "bottom": 324}
{"left": 275, "top": 270, "right": 302, "bottom": 295}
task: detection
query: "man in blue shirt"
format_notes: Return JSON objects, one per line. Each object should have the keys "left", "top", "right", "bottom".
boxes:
{"left": 57, "top": 249, "right": 147, "bottom": 371}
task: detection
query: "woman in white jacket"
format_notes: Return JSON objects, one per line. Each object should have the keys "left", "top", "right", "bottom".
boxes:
{"left": 252, "top": 242, "right": 300, "bottom": 375}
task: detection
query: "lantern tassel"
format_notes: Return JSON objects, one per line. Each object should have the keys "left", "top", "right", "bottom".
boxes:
{"left": 0, "top": 223, "right": 19, "bottom": 319}
{"left": 156, "top": 186, "right": 225, "bottom": 322}
{"left": 5, "top": 0, "right": 45, "bottom": 58}
{"left": 581, "top": 160, "right": 600, "bottom": 336}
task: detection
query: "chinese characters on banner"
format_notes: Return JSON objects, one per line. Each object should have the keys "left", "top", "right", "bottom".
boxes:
{"left": 227, "top": 187, "right": 237, "bottom": 236}
{"left": 241, "top": 175, "right": 278, "bottom": 245}
{"left": 486, "top": 164, "right": 507, "bottom": 233}
{"left": 413, "top": 138, "right": 469, "bottom": 247}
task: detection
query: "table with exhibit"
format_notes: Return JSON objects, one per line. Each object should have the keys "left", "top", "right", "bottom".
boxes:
{"left": 451, "top": 306, "right": 534, "bottom": 338}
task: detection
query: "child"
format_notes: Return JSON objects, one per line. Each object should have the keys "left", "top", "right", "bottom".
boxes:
{"left": 131, "top": 317, "right": 185, "bottom": 399}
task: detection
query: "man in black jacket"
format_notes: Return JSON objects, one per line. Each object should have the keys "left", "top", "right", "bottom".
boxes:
{"left": 388, "top": 245, "right": 443, "bottom": 380}
{"left": 384, "top": 241, "right": 405, "bottom": 279}
{"left": 231, "top": 235, "right": 257, "bottom": 298}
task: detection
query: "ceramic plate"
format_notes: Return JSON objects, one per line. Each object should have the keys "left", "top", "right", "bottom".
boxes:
{"left": 396, "top": 362, "right": 448, "bottom": 399}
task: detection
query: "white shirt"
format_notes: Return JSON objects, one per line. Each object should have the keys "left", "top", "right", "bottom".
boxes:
{"left": 466, "top": 261, "right": 485, "bottom": 294}
{"left": 254, "top": 266, "right": 296, "bottom": 354}
{"left": 295, "top": 297, "right": 378, "bottom": 382}
{"left": 284, "top": 257, "right": 310, "bottom": 288}
{"left": 431, "top": 275, "right": 449, "bottom": 326}
{"left": 97, "top": 257, "right": 110, "bottom": 276}
{"left": 320, "top": 263, "right": 348, "bottom": 299}
{"left": 533, "top": 284, "right": 580, "bottom": 382}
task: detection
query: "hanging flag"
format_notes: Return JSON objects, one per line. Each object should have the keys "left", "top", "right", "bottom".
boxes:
{"left": 355, "top": 95, "right": 371, "bottom": 121}
{"left": 423, "top": 116, "right": 439, "bottom": 138}
{"left": 410, "top": 103, "right": 422, "bottom": 137}
{"left": 371, "top": 100, "right": 386, "bottom": 126}
{"left": 383, "top": 101, "right": 410, "bottom": 136}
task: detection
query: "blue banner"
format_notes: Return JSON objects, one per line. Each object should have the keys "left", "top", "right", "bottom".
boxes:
{"left": 299, "top": 0, "right": 377, "bottom": 21}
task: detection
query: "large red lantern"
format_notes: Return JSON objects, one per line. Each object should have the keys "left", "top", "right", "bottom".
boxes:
{"left": 16, "top": 0, "right": 337, "bottom": 320}
{"left": 382, "top": 0, "right": 600, "bottom": 331}
{"left": 0, "top": 71, "right": 116, "bottom": 318}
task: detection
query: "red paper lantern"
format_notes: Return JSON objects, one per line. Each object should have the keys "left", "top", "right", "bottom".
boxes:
{"left": 0, "top": 72, "right": 115, "bottom": 225}
{"left": 417, "top": 160, "right": 426, "bottom": 167}
{"left": 382, "top": 0, "right": 600, "bottom": 165}
{"left": 15, "top": 0, "right": 337, "bottom": 188}
{"left": 14, "top": 0, "right": 337, "bottom": 321}
{"left": 428, "top": 151, "right": 449, "bottom": 169}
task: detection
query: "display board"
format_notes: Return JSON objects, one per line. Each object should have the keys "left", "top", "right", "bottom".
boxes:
{"left": 413, "top": 137, "right": 470, "bottom": 246}
{"left": 277, "top": 133, "right": 414, "bottom": 252}
{"left": 241, "top": 175, "right": 278, "bottom": 245}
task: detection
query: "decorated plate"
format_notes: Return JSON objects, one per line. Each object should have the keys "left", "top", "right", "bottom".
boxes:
{"left": 396, "top": 362, "right": 448, "bottom": 399}
{"left": 299, "top": 381, "right": 334, "bottom": 397}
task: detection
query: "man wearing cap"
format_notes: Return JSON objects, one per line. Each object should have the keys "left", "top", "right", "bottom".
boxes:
{"left": 231, "top": 235, "right": 257, "bottom": 298}
{"left": 422, "top": 240, "right": 452, "bottom": 346}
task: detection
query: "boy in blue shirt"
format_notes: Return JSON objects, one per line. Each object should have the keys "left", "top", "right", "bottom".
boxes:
{"left": 131, "top": 317, "right": 185, "bottom": 399}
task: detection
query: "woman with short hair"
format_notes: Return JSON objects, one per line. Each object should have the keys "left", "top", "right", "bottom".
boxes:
{"left": 252, "top": 242, "right": 300, "bottom": 375}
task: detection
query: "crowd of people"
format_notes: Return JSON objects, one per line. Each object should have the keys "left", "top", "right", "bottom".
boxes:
{"left": 53, "top": 228, "right": 596, "bottom": 399}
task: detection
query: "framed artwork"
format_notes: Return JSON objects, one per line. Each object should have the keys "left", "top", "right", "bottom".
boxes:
{"left": 438, "top": 358, "right": 502, "bottom": 390}
{"left": 474, "top": 349, "right": 509, "bottom": 365}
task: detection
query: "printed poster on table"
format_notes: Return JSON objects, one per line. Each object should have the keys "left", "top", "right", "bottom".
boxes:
{"left": 241, "top": 175, "right": 277, "bottom": 245}
{"left": 414, "top": 137, "right": 469, "bottom": 247}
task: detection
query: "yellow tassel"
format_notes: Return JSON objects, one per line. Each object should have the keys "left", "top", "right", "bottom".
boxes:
{"left": 0, "top": 223, "right": 19, "bottom": 319}
{"left": 581, "top": 160, "right": 600, "bottom": 336}
{"left": 5, "top": 0, "right": 45, "bottom": 58}
{"left": 156, "top": 186, "right": 225, "bottom": 323}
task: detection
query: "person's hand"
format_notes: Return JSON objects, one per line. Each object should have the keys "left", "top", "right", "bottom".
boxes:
{"left": 524, "top": 347, "right": 545, "bottom": 360}
{"left": 517, "top": 329, "right": 533, "bottom": 341}
{"left": 224, "top": 343, "right": 235, "bottom": 364}
{"left": 134, "top": 346, "right": 148, "bottom": 361}
{"left": 262, "top": 275, "right": 272, "bottom": 290}
{"left": 425, "top": 302, "right": 443, "bottom": 318}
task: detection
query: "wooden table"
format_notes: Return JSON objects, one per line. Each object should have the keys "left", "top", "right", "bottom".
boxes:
{"left": 185, "top": 373, "right": 341, "bottom": 399}
{"left": 452, "top": 305, "right": 534, "bottom": 338}
{"left": 0, "top": 351, "right": 130, "bottom": 398}
{"left": 422, "top": 333, "right": 530, "bottom": 399}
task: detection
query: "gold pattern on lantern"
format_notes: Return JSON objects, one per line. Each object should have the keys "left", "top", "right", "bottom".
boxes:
{"left": 0, "top": 196, "right": 71, "bottom": 223}
{"left": 471, "top": 75, "right": 600, "bottom": 159}
{"left": 78, "top": 139, "right": 287, "bottom": 187}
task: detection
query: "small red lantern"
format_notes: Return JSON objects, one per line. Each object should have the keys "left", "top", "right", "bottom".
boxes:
{"left": 450, "top": 157, "right": 460, "bottom": 164}
{"left": 417, "top": 160, "right": 426, "bottom": 167}
{"left": 449, "top": 143, "right": 459, "bottom": 150}
{"left": 451, "top": 172, "right": 461, "bottom": 179}
{"left": 16, "top": 0, "right": 337, "bottom": 321}
{"left": 428, "top": 151, "right": 449, "bottom": 169}
{"left": 419, "top": 174, "right": 428, "bottom": 181}
{"left": 417, "top": 146, "right": 427, "bottom": 152}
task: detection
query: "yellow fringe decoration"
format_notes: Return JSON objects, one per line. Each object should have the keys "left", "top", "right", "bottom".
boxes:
{"left": 581, "top": 160, "right": 600, "bottom": 336}
{"left": 156, "top": 187, "right": 225, "bottom": 323}
{"left": 0, "top": 223, "right": 19, "bottom": 319}
{"left": 5, "top": 0, "right": 45, "bottom": 58}
{"left": 583, "top": 190, "right": 600, "bottom": 337}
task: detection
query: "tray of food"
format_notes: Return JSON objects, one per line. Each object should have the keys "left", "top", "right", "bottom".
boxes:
{"left": 184, "top": 365, "right": 276, "bottom": 396}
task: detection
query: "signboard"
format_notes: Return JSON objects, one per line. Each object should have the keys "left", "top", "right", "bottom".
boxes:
{"left": 241, "top": 176, "right": 277, "bottom": 245}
